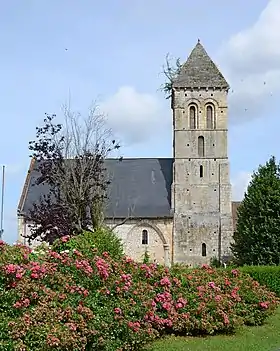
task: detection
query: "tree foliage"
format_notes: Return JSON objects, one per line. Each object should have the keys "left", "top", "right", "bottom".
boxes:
{"left": 231, "top": 156, "right": 280, "bottom": 266}
{"left": 160, "top": 53, "right": 182, "bottom": 99}
{"left": 24, "top": 106, "right": 120, "bottom": 244}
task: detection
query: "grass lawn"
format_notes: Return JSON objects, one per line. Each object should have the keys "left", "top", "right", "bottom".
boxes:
{"left": 147, "top": 307, "right": 280, "bottom": 351}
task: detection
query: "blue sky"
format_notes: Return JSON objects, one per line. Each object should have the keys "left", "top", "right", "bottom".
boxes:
{"left": 0, "top": 0, "right": 278, "bottom": 243}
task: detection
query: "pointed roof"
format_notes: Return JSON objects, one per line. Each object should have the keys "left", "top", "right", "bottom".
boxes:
{"left": 173, "top": 40, "right": 229, "bottom": 89}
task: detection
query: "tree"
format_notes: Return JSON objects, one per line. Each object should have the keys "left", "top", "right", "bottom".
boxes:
{"left": 24, "top": 105, "right": 120, "bottom": 244}
{"left": 231, "top": 156, "right": 280, "bottom": 265}
{"left": 160, "top": 53, "right": 182, "bottom": 99}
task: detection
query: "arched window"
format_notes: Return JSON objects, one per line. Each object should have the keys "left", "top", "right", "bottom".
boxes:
{"left": 142, "top": 229, "right": 148, "bottom": 245}
{"left": 206, "top": 105, "right": 215, "bottom": 129}
{"left": 202, "top": 243, "right": 207, "bottom": 257}
{"left": 189, "top": 105, "right": 197, "bottom": 129}
{"left": 199, "top": 165, "right": 203, "bottom": 178}
{"left": 198, "top": 136, "right": 205, "bottom": 157}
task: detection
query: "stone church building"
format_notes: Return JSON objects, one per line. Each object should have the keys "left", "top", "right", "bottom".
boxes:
{"left": 17, "top": 40, "right": 241, "bottom": 267}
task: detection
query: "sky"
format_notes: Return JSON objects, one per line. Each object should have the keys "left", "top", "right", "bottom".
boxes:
{"left": 0, "top": 0, "right": 279, "bottom": 244}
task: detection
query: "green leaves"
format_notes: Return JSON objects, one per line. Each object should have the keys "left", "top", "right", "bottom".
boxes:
{"left": 231, "top": 156, "right": 280, "bottom": 266}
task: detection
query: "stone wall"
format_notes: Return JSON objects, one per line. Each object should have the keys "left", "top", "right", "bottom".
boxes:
{"left": 106, "top": 218, "right": 173, "bottom": 266}
{"left": 172, "top": 87, "right": 233, "bottom": 266}
{"left": 17, "top": 215, "right": 173, "bottom": 266}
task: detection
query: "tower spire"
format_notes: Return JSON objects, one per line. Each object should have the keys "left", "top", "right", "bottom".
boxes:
{"left": 173, "top": 40, "right": 229, "bottom": 89}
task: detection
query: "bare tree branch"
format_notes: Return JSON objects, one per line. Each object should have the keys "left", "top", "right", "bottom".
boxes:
{"left": 24, "top": 103, "right": 121, "bottom": 244}
{"left": 110, "top": 200, "right": 137, "bottom": 231}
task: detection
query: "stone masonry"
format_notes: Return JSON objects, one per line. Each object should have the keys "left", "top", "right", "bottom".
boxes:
{"left": 172, "top": 40, "right": 233, "bottom": 266}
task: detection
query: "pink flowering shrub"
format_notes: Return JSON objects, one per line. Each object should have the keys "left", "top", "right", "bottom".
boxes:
{"left": 0, "top": 238, "right": 279, "bottom": 351}
{"left": 52, "top": 229, "right": 124, "bottom": 261}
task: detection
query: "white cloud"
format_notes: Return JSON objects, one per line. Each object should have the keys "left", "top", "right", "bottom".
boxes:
{"left": 100, "top": 86, "right": 167, "bottom": 144}
{"left": 231, "top": 171, "right": 252, "bottom": 201}
{"left": 218, "top": 0, "right": 280, "bottom": 123}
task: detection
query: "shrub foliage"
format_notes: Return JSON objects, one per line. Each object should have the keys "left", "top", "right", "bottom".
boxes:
{"left": 0, "top": 238, "right": 279, "bottom": 350}
{"left": 231, "top": 156, "right": 280, "bottom": 265}
{"left": 238, "top": 265, "right": 280, "bottom": 297}
{"left": 52, "top": 229, "right": 124, "bottom": 261}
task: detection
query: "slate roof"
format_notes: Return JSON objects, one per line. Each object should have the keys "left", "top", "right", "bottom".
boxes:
{"left": 173, "top": 40, "right": 229, "bottom": 89}
{"left": 19, "top": 158, "right": 173, "bottom": 219}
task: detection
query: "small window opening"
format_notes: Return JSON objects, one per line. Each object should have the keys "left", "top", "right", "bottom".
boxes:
{"left": 189, "top": 105, "right": 197, "bottom": 129}
{"left": 142, "top": 230, "right": 148, "bottom": 245}
{"left": 199, "top": 165, "right": 203, "bottom": 178}
{"left": 198, "top": 136, "right": 205, "bottom": 157}
{"left": 202, "top": 243, "right": 207, "bottom": 257}
{"left": 206, "top": 105, "right": 214, "bottom": 129}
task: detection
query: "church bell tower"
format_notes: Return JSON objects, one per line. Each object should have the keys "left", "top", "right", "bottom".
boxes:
{"left": 171, "top": 40, "right": 233, "bottom": 266}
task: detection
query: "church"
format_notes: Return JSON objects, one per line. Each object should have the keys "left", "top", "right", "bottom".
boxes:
{"left": 17, "top": 40, "right": 241, "bottom": 267}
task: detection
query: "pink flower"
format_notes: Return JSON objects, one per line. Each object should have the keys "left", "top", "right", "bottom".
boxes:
{"left": 13, "top": 301, "right": 22, "bottom": 309}
{"left": 208, "top": 282, "right": 216, "bottom": 289}
{"left": 0, "top": 239, "right": 5, "bottom": 246}
{"left": 215, "top": 295, "right": 222, "bottom": 302}
{"left": 175, "top": 297, "right": 187, "bottom": 309}
{"left": 49, "top": 251, "right": 62, "bottom": 260}
{"left": 13, "top": 298, "right": 30, "bottom": 309}
{"left": 160, "top": 276, "right": 171, "bottom": 287}
{"left": 22, "top": 298, "right": 30, "bottom": 307}
{"left": 4, "top": 264, "right": 17, "bottom": 274}
{"left": 156, "top": 292, "right": 172, "bottom": 303}
{"left": 224, "top": 278, "right": 231, "bottom": 286}
{"left": 61, "top": 235, "right": 70, "bottom": 243}
{"left": 127, "top": 321, "right": 141, "bottom": 332}
{"left": 65, "top": 323, "right": 77, "bottom": 331}
{"left": 83, "top": 289, "right": 89, "bottom": 297}
{"left": 73, "top": 249, "right": 83, "bottom": 257}
{"left": 114, "top": 307, "right": 122, "bottom": 314}
{"left": 75, "top": 259, "right": 93, "bottom": 276}
{"left": 223, "top": 313, "right": 230, "bottom": 325}
{"left": 259, "top": 301, "right": 269, "bottom": 309}
{"left": 31, "top": 272, "right": 39, "bottom": 279}
{"left": 15, "top": 272, "right": 23, "bottom": 279}
{"left": 95, "top": 257, "right": 110, "bottom": 280}
{"left": 201, "top": 264, "right": 210, "bottom": 269}
{"left": 162, "top": 302, "right": 172, "bottom": 310}
{"left": 231, "top": 269, "right": 239, "bottom": 277}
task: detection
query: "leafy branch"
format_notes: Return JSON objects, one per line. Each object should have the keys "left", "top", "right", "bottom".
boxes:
{"left": 160, "top": 53, "right": 182, "bottom": 99}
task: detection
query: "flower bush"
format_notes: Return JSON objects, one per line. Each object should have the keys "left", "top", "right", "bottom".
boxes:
{"left": 52, "top": 229, "right": 124, "bottom": 261}
{"left": 0, "top": 237, "right": 279, "bottom": 351}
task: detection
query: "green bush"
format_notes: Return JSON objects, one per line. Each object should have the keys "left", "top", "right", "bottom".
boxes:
{"left": 238, "top": 266, "right": 280, "bottom": 297}
{"left": 52, "top": 228, "right": 124, "bottom": 261}
{"left": 0, "top": 235, "right": 279, "bottom": 350}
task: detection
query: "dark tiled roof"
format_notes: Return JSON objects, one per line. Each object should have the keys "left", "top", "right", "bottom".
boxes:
{"left": 20, "top": 158, "right": 174, "bottom": 219}
{"left": 173, "top": 41, "right": 229, "bottom": 89}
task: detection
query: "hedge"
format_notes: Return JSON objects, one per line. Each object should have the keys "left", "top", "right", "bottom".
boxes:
{"left": 237, "top": 266, "right": 280, "bottom": 297}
